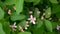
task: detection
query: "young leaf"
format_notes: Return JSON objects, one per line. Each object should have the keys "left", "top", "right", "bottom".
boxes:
{"left": 34, "top": 8, "right": 40, "bottom": 18}
{"left": 0, "top": 7, "right": 4, "bottom": 20}
{"left": 33, "top": 0, "right": 41, "bottom": 5}
{"left": 45, "top": 7, "right": 51, "bottom": 18}
{"left": 37, "top": 19, "right": 43, "bottom": 28}
{"left": 44, "top": 20, "right": 52, "bottom": 32}
{"left": 33, "top": 26, "right": 44, "bottom": 34}
{"left": 2, "top": 22, "right": 10, "bottom": 34}
{"left": 11, "top": 12, "right": 26, "bottom": 21}
{"left": 18, "top": 20, "right": 27, "bottom": 28}
{"left": 25, "top": 0, "right": 34, "bottom": 2}
{"left": 52, "top": 5, "right": 60, "bottom": 14}
{"left": 16, "top": 0, "right": 24, "bottom": 14}
{"left": 0, "top": 23, "right": 5, "bottom": 34}
{"left": 4, "top": 0, "right": 16, "bottom": 5}
{"left": 18, "top": 32, "right": 31, "bottom": 34}
{"left": 56, "top": 12, "right": 60, "bottom": 18}
{"left": 0, "top": 2, "right": 6, "bottom": 8}
{"left": 49, "top": 0, "right": 58, "bottom": 4}
{"left": 52, "top": 21, "right": 59, "bottom": 29}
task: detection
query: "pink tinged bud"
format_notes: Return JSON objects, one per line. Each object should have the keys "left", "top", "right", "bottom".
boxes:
{"left": 25, "top": 22, "right": 29, "bottom": 27}
{"left": 26, "top": 25, "right": 29, "bottom": 27}
{"left": 25, "top": 25, "right": 29, "bottom": 30}
{"left": 13, "top": 6, "right": 16, "bottom": 10}
{"left": 19, "top": 26, "right": 24, "bottom": 32}
{"left": 49, "top": 18, "right": 52, "bottom": 20}
{"left": 57, "top": 25, "right": 60, "bottom": 30}
{"left": 25, "top": 22, "right": 29, "bottom": 30}
{"left": 29, "top": 11, "right": 33, "bottom": 14}
{"left": 37, "top": 11, "right": 41, "bottom": 15}
{"left": 43, "top": 13, "right": 45, "bottom": 16}
{"left": 41, "top": 16, "right": 44, "bottom": 20}
{"left": 25, "top": 27, "right": 28, "bottom": 30}
{"left": 8, "top": 9, "right": 11, "bottom": 15}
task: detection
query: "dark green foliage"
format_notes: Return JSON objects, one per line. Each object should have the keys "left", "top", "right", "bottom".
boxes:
{"left": 0, "top": 0, "right": 60, "bottom": 34}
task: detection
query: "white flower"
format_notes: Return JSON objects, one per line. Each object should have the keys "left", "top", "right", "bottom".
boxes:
{"left": 25, "top": 21, "right": 29, "bottom": 30}
{"left": 10, "top": 22, "right": 17, "bottom": 31}
{"left": 28, "top": 15, "right": 36, "bottom": 24}
{"left": 57, "top": 25, "right": 60, "bottom": 30}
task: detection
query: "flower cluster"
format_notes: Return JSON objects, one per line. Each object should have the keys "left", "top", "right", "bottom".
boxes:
{"left": 10, "top": 10, "right": 41, "bottom": 31}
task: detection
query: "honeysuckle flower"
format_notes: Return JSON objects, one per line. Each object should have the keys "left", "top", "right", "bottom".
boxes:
{"left": 13, "top": 6, "right": 16, "bottom": 10}
{"left": 8, "top": 9, "right": 11, "bottom": 15}
{"left": 37, "top": 11, "right": 41, "bottom": 15}
{"left": 10, "top": 22, "right": 17, "bottom": 31}
{"left": 19, "top": 26, "right": 24, "bottom": 32}
{"left": 25, "top": 21, "right": 29, "bottom": 30}
{"left": 29, "top": 11, "right": 33, "bottom": 14}
{"left": 28, "top": 15, "right": 36, "bottom": 24}
{"left": 57, "top": 25, "right": 60, "bottom": 30}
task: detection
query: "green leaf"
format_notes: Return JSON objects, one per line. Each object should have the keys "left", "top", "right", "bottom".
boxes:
{"left": 49, "top": 0, "right": 58, "bottom": 3}
{"left": 18, "top": 20, "right": 26, "bottom": 27}
{"left": 34, "top": 8, "right": 39, "bottom": 18}
{"left": 33, "top": 26, "right": 44, "bottom": 34}
{"left": 11, "top": 12, "right": 26, "bottom": 21}
{"left": 16, "top": 0, "right": 24, "bottom": 14}
{"left": 33, "top": 0, "right": 41, "bottom": 5}
{"left": 25, "top": 0, "right": 34, "bottom": 2}
{"left": 0, "top": 7, "right": 4, "bottom": 20}
{"left": 0, "top": 23, "right": 5, "bottom": 34}
{"left": 44, "top": 20, "right": 52, "bottom": 32}
{"left": 37, "top": 19, "right": 43, "bottom": 28}
{"left": 4, "top": 0, "right": 16, "bottom": 5}
{"left": 18, "top": 32, "right": 31, "bottom": 34}
{"left": 45, "top": 32, "right": 52, "bottom": 34}
{"left": 52, "top": 5, "right": 60, "bottom": 14}
{"left": 56, "top": 12, "right": 60, "bottom": 18}
{"left": 52, "top": 21, "right": 59, "bottom": 29}
{"left": 0, "top": 2, "right": 6, "bottom": 8}
{"left": 2, "top": 22, "right": 10, "bottom": 34}
{"left": 45, "top": 7, "right": 51, "bottom": 18}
